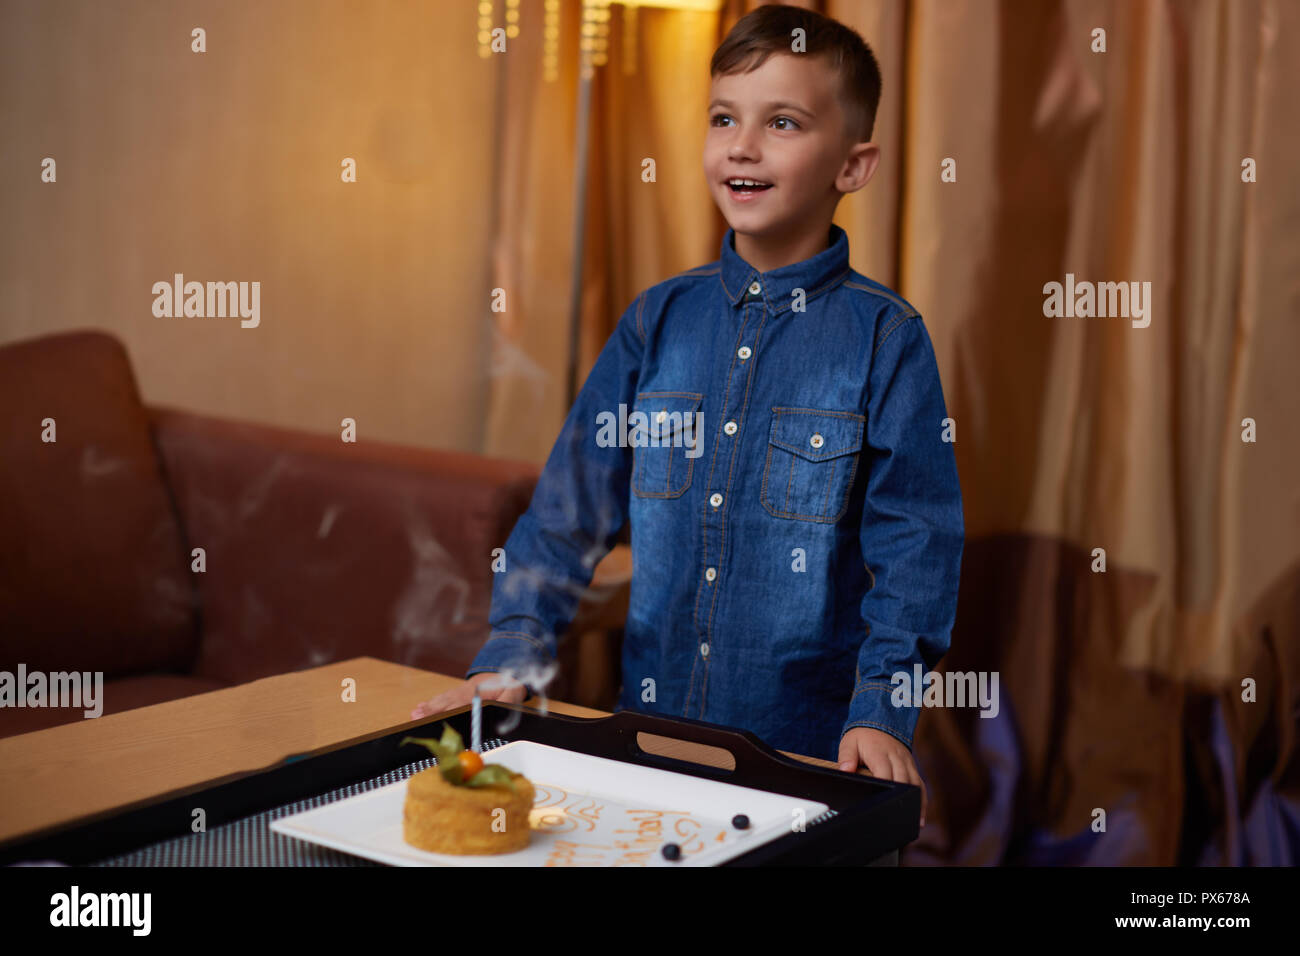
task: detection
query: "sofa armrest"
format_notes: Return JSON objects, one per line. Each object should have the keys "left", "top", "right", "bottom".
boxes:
{"left": 147, "top": 405, "right": 541, "bottom": 685}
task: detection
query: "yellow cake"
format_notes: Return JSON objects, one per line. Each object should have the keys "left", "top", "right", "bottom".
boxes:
{"left": 402, "top": 765, "right": 535, "bottom": 855}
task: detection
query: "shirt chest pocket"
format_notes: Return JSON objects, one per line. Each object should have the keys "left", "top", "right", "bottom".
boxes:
{"left": 761, "top": 407, "right": 866, "bottom": 522}
{"left": 631, "top": 391, "right": 703, "bottom": 499}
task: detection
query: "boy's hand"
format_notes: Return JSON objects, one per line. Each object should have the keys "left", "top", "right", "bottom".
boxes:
{"left": 410, "top": 671, "right": 527, "bottom": 720}
{"left": 838, "top": 727, "right": 928, "bottom": 826}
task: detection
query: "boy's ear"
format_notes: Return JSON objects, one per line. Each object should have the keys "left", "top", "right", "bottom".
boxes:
{"left": 838, "top": 142, "right": 881, "bottom": 194}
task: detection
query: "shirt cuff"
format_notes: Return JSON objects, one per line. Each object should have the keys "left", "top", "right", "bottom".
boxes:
{"left": 465, "top": 630, "right": 556, "bottom": 681}
{"left": 841, "top": 678, "right": 919, "bottom": 750}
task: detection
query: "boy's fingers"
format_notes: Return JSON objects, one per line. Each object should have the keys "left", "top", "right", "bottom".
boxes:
{"left": 836, "top": 737, "right": 860, "bottom": 773}
{"left": 412, "top": 689, "right": 461, "bottom": 718}
{"left": 886, "top": 751, "right": 910, "bottom": 784}
{"left": 836, "top": 739, "right": 929, "bottom": 826}
{"left": 899, "top": 759, "right": 927, "bottom": 826}
{"left": 912, "top": 771, "right": 928, "bottom": 827}
{"left": 851, "top": 741, "right": 891, "bottom": 777}
{"left": 415, "top": 678, "right": 524, "bottom": 718}
{"left": 861, "top": 749, "right": 892, "bottom": 779}
{"left": 896, "top": 756, "right": 927, "bottom": 827}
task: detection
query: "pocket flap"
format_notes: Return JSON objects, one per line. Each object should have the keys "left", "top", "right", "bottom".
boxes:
{"left": 768, "top": 407, "right": 864, "bottom": 462}
{"left": 634, "top": 392, "right": 703, "bottom": 441}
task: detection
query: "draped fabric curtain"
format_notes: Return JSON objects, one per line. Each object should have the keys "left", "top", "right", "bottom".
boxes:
{"left": 484, "top": 0, "right": 1300, "bottom": 865}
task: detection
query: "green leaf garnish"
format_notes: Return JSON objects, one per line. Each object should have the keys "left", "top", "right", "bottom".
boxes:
{"left": 401, "top": 726, "right": 461, "bottom": 783}
{"left": 463, "top": 764, "right": 519, "bottom": 793}
{"left": 401, "top": 722, "right": 518, "bottom": 792}
{"left": 438, "top": 722, "right": 465, "bottom": 754}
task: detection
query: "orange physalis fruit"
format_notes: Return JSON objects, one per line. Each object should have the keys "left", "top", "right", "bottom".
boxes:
{"left": 458, "top": 749, "right": 484, "bottom": 779}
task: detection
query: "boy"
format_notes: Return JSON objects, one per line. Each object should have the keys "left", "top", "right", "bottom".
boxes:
{"left": 413, "top": 5, "right": 963, "bottom": 826}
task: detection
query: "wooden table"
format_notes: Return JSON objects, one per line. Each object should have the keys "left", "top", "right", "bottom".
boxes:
{"left": 0, "top": 656, "right": 845, "bottom": 848}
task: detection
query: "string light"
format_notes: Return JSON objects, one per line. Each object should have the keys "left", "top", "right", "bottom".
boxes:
{"left": 544, "top": 0, "right": 560, "bottom": 83}
{"left": 477, "top": 0, "right": 493, "bottom": 58}
{"left": 580, "top": 0, "right": 613, "bottom": 80}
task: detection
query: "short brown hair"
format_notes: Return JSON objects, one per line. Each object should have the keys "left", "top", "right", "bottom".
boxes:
{"left": 710, "top": 4, "right": 882, "bottom": 143}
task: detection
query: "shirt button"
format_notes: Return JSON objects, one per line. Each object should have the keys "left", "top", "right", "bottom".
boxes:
{"left": 809, "top": 432, "right": 824, "bottom": 449}
{"left": 724, "top": 420, "right": 738, "bottom": 435}
{"left": 748, "top": 281, "right": 762, "bottom": 296}
{"left": 705, "top": 567, "right": 717, "bottom": 582}
{"left": 656, "top": 410, "right": 667, "bottom": 423}
{"left": 737, "top": 346, "right": 752, "bottom": 360}
{"left": 709, "top": 493, "right": 723, "bottom": 508}
{"left": 700, "top": 643, "right": 710, "bottom": 658}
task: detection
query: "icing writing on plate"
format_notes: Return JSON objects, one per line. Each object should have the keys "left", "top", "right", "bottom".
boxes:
{"left": 530, "top": 788, "right": 730, "bottom": 867}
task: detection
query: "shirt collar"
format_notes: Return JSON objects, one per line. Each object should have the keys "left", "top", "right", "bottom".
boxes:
{"left": 718, "top": 223, "right": 851, "bottom": 310}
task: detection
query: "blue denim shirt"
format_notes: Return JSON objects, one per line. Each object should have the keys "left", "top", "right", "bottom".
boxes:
{"left": 467, "top": 224, "right": 964, "bottom": 761}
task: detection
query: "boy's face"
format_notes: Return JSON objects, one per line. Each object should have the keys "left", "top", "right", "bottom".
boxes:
{"left": 704, "top": 52, "right": 878, "bottom": 249}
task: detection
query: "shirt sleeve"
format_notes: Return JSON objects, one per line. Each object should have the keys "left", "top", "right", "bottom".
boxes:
{"left": 842, "top": 312, "right": 965, "bottom": 750}
{"left": 466, "top": 292, "right": 646, "bottom": 685}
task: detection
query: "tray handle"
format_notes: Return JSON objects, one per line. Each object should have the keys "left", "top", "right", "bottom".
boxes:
{"left": 597, "top": 708, "right": 820, "bottom": 785}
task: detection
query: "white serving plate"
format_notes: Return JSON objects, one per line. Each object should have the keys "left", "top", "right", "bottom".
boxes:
{"left": 270, "top": 740, "right": 829, "bottom": 866}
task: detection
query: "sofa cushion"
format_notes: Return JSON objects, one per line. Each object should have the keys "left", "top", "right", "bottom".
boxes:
{"left": 0, "top": 331, "right": 199, "bottom": 678}
{"left": 149, "top": 406, "right": 542, "bottom": 685}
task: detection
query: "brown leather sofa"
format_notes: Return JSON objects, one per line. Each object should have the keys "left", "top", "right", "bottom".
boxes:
{"left": 0, "top": 330, "right": 628, "bottom": 739}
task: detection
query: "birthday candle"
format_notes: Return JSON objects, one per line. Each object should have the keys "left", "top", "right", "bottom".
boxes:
{"left": 471, "top": 689, "right": 482, "bottom": 754}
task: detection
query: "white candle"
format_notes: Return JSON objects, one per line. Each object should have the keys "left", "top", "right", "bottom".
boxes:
{"left": 471, "top": 689, "right": 482, "bottom": 754}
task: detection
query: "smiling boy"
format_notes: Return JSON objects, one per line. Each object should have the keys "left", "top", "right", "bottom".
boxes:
{"left": 414, "top": 5, "right": 963, "bottom": 827}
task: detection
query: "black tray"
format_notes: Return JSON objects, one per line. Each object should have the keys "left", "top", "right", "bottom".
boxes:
{"left": 0, "top": 704, "right": 919, "bottom": 866}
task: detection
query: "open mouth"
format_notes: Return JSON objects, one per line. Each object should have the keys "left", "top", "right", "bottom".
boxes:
{"left": 726, "top": 179, "right": 774, "bottom": 193}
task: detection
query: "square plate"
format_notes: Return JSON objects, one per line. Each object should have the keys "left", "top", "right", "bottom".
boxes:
{"left": 270, "top": 740, "right": 829, "bottom": 866}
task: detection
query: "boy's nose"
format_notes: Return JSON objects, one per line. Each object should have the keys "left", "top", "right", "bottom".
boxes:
{"left": 728, "top": 129, "right": 763, "bottom": 158}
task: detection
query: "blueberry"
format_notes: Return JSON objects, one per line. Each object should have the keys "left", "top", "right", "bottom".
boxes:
{"left": 732, "top": 814, "right": 750, "bottom": 830}
{"left": 661, "top": 842, "right": 681, "bottom": 861}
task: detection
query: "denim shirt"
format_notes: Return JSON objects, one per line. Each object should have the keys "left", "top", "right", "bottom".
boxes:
{"left": 467, "top": 224, "right": 964, "bottom": 761}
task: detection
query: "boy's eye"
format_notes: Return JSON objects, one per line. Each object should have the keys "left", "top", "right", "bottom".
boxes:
{"left": 709, "top": 114, "right": 799, "bottom": 130}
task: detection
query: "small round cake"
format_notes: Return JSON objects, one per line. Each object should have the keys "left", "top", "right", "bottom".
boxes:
{"left": 403, "top": 766, "right": 535, "bottom": 855}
